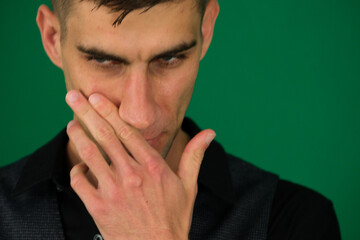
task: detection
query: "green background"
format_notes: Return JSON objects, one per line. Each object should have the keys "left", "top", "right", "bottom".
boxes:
{"left": 1, "top": 0, "right": 359, "bottom": 238}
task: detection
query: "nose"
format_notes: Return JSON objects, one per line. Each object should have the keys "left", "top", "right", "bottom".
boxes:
{"left": 118, "top": 67, "right": 158, "bottom": 131}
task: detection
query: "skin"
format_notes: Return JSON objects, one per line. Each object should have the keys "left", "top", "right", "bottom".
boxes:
{"left": 37, "top": 0, "right": 219, "bottom": 239}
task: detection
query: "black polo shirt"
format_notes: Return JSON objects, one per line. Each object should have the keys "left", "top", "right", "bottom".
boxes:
{"left": 13, "top": 118, "right": 340, "bottom": 239}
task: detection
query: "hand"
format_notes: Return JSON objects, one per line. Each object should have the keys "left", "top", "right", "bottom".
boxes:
{"left": 65, "top": 90, "right": 215, "bottom": 240}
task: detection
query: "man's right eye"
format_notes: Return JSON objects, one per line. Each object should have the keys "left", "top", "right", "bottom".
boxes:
{"left": 86, "top": 55, "right": 120, "bottom": 68}
{"left": 93, "top": 58, "right": 110, "bottom": 64}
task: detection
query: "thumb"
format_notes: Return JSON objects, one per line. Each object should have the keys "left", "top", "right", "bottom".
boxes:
{"left": 177, "top": 129, "right": 216, "bottom": 191}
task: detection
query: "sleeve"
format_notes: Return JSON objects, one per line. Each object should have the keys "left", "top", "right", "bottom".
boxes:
{"left": 267, "top": 180, "right": 341, "bottom": 240}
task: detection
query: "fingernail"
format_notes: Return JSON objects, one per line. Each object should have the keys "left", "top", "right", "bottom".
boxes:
{"left": 206, "top": 132, "right": 216, "bottom": 145}
{"left": 67, "top": 91, "right": 79, "bottom": 103}
{"left": 89, "top": 94, "right": 101, "bottom": 106}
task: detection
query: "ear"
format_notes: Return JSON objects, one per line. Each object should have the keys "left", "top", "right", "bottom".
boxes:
{"left": 36, "top": 4, "right": 63, "bottom": 69}
{"left": 200, "top": 0, "right": 220, "bottom": 60}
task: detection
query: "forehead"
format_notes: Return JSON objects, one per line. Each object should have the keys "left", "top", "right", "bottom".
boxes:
{"left": 64, "top": 0, "right": 202, "bottom": 59}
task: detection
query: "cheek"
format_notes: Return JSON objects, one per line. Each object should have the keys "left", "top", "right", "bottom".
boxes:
{"left": 158, "top": 62, "right": 199, "bottom": 121}
{"left": 66, "top": 70, "right": 94, "bottom": 97}
{"left": 64, "top": 58, "right": 115, "bottom": 99}
{"left": 62, "top": 46, "right": 106, "bottom": 96}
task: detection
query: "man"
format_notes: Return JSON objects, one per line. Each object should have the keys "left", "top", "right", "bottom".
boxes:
{"left": 0, "top": 0, "right": 340, "bottom": 239}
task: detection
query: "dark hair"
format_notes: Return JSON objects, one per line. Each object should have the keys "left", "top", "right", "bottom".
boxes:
{"left": 51, "top": 0, "right": 209, "bottom": 27}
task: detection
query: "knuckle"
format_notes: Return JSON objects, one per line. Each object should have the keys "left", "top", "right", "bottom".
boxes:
{"left": 125, "top": 173, "right": 143, "bottom": 188}
{"left": 101, "top": 104, "right": 113, "bottom": 119}
{"left": 192, "top": 150, "right": 204, "bottom": 165}
{"left": 118, "top": 124, "right": 133, "bottom": 140}
{"left": 79, "top": 143, "right": 98, "bottom": 161}
{"left": 89, "top": 202, "right": 106, "bottom": 217}
{"left": 96, "top": 125, "right": 114, "bottom": 143}
{"left": 70, "top": 171, "right": 83, "bottom": 190}
{"left": 146, "top": 158, "right": 163, "bottom": 178}
{"left": 80, "top": 104, "right": 92, "bottom": 117}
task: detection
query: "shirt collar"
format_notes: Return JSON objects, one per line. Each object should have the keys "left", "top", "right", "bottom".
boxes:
{"left": 13, "top": 118, "right": 235, "bottom": 204}
{"left": 181, "top": 118, "right": 235, "bottom": 204}
{"left": 12, "top": 128, "right": 69, "bottom": 196}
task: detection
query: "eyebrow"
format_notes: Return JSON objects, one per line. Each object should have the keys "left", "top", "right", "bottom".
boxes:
{"left": 77, "top": 45, "right": 130, "bottom": 64}
{"left": 76, "top": 39, "right": 197, "bottom": 64}
{"left": 150, "top": 40, "right": 197, "bottom": 61}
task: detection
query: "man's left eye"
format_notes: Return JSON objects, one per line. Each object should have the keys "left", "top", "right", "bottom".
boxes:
{"left": 161, "top": 56, "right": 177, "bottom": 63}
{"left": 157, "top": 54, "right": 186, "bottom": 67}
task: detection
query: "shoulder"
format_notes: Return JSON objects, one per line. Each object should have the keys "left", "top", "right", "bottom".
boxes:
{"left": 0, "top": 157, "right": 29, "bottom": 222}
{"left": 0, "top": 158, "right": 28, "bottom": 195}
{"left": 227, "top": 154, "right": 273, "bottom": 176}
{"left": 268, "top": 180, "right": 341, "bottom": 239}
{"left": 226, "top": 154, "right": 279, "bottom": 191}
{"left": 272, "top": 179, "right": 334, "bottom": 209}
{"left": 223, "top": 155, "right": 341, "bottom": 239}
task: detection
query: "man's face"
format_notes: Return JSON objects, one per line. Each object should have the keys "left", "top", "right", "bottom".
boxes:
{"left": 59, "top": 0, "right": 206, "bottom": 158}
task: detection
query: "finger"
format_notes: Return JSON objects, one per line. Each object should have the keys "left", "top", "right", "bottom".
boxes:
{"left": 70, "top": 162, "right": 99, "bottom": 199}
{"left": 67, "top": 120, "right": 113, "bottom": 183}
{"left": 70, "top": 162, "right": 101, "bottom": 213}
{"left": 177, "top": 129, "right": 216, "bottom": 191}
{"left": 88, "top": 93, "right": 161, "bottom": 165}
{"left": 66, "top": 90, "right": 134, "bottom": 172}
